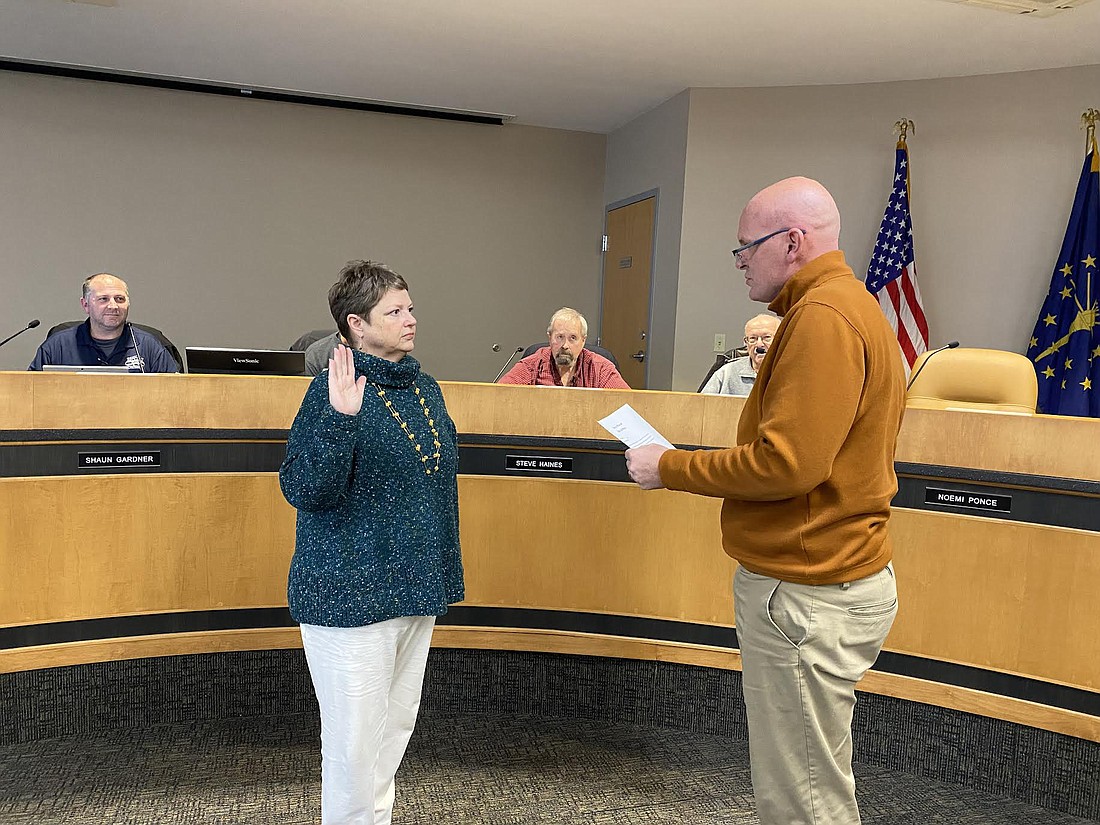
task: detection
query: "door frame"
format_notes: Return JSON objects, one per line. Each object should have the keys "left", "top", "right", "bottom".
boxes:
{"left": 598, "top": 188, "right": 660, "bottom": 388}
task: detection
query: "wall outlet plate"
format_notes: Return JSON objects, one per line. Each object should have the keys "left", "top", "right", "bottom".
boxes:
{"left": 713, "top": 333, "right": 726, "bottom": 353}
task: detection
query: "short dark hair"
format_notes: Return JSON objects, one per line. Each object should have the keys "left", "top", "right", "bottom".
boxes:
{"left": 328, "top": 260, "right": 409, "bottom": 340}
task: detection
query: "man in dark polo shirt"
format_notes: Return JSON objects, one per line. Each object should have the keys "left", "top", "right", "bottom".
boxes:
{"left": 29, "top": 273, "right": 179, "bottom": 372}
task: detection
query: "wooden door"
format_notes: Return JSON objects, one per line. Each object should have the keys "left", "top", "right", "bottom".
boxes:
{"left": 600, "top": 196, "right": 655, "bottom": 389}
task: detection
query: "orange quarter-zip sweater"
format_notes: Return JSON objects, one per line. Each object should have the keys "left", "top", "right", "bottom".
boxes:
{"left": 659, "top": 251, "right": 906, "bottom": 585}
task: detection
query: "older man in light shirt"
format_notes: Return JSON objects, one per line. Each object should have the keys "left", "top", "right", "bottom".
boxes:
{"left": 701, "top": 314, "right": 780, "bottom": 396}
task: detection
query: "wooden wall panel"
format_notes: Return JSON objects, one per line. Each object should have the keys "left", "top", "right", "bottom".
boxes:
{"left": 0, "top": 474, "right": 295, "bottom": 625}
{"left": 14, "top": 373, "right": 309, "bottom": 431}
{"left": 441, "top": 382, "right": 710, "bottom": 446}
{"left": 894, "top": 407, "right": 1100, "bottom": 482}
{"left": 699, "top": 393, "right": 747, "bottom": 447}
{"left": 0, "top": 373, "right": 33, "bottom": 428}
{"left": 887, "top": 509, "right": 1100, "bottom": 690}
{"left": 458, "top": 477, "right": 732, "bottom": 624}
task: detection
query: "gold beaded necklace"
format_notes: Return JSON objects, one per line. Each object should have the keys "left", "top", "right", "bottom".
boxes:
{"left": 372, "top": 383, "right": 442, "bottom": 475}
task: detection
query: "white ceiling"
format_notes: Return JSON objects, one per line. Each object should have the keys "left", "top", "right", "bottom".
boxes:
{"left": 1, "top": 0, "right": 1098, "bottom": 133}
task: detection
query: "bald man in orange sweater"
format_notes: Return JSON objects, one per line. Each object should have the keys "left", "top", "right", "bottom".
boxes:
{"left": 627, "top": 177, "right": 906, "bottom": 825}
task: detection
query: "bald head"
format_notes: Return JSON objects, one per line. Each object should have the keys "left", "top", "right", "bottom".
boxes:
{"left": 744, "top": 313, "right": 780, "bottom": 336}
{"left": 743, "top": 177, "right": 841, "bottom": 256}
{"left": 736, "top": 177, "right": 842, "bottom": 303}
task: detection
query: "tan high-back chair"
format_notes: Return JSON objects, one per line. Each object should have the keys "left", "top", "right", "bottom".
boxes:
{"left": 906, "top": 347, "right": 1038, "bottom": 414}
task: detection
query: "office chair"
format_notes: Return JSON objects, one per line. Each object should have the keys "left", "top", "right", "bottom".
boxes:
{"left": 697, "top": 346, "right": 749, "bottom": 393}
{"left": 522, "top": 341, "right": 620, "bottom": 369}
{"left": 906, "top": 347, "right": 1038, "bottom": 414}
{"left": 290, "top": 329, "right": 338, "bottom": 351}
{"left": 46, "top": 320, "right": 183, "bottom": 370}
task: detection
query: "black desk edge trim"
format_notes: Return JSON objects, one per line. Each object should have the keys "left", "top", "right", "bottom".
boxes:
{"left": 4, "top": 430, "right": 1097, "bottom": 496}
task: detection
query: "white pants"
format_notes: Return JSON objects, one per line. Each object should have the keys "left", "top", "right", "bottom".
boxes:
{"left": 734, "top": 563, "right": 897, "bottom": 825}
{"left": 300, "top": 616, "right": 436, "bottom": 825}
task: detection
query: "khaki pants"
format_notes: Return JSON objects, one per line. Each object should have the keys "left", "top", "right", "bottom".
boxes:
{"left": 734, "top": 563, "right": 897, "bottom": 825}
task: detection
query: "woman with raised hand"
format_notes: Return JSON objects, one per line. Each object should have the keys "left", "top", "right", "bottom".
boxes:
{"left": 280, "top": 259, "right": 464, "bottom": 825}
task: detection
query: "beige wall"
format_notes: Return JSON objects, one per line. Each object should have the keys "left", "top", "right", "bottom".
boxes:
{"left": 669, "top": 65, "right": 1100, "bottom": 391}
{"left": 8, "top": 65, "right": 1099, "bottom": 392}
{"left": 603, "top": 90, "right": 690, "bottom": 390}
{"left": 0, "top": 71, "right": 607, "bottom": 381}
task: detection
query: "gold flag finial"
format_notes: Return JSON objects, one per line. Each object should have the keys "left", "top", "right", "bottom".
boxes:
{"left": 893, "top": 119, "right": 914, "bottom": 142}
{"left": 1082, "top": 108, "right": 1100, "bottom": 147}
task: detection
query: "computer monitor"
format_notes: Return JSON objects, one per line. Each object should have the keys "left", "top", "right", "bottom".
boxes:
{"left": 185, "top": 347, "right": 306, "bottom": 376}
{"left": 41, "top": 364, "right": 137, "bottom": 374}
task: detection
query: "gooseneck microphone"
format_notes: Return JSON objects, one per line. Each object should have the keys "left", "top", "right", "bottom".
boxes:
{"left": 492, "top": 346, "right": 524, "bottom": 382}
{"left": 127, "top": 323, "right": 146, "bottom": 373}
{"left": 0, "top": 319, "right": 41, "bottom": 349}
{"left": 906, "top": 340, "right": 960, "bottom": 391}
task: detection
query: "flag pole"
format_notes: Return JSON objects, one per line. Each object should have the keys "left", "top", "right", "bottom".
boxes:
{"left": 1083, "top": 109, "right": 1099, "bottom": 313}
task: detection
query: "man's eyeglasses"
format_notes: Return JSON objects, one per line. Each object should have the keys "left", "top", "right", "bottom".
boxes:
{"left": 744, "top": 334, "right": 773, "bottom": 345}
{"left": 731, "top": 227, "right": 794, "bottom": 264}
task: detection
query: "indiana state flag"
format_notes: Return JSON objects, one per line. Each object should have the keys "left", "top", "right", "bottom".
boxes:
{"left": 1028, "top": 136, "right": 1100, "bottom": 417}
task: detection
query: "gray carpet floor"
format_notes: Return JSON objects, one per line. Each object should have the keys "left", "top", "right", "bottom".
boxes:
{"left": 0, "top": 712, "right": 1094, "bottom": 825}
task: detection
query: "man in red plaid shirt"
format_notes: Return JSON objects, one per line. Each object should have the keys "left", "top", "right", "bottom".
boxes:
{"left": 497, "top": 307, "right": 629, "bottom": 389}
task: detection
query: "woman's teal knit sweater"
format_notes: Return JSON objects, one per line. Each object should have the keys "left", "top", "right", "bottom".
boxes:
{"left": 279, "top": 350, "right": 464, "bottom": 627}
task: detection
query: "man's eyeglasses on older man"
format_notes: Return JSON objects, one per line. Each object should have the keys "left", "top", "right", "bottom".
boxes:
{"left": 744, "top": 334, "right": 773, "bottom": 346}
{"left": 731, "top": 227, "right": 799, "bottom": 265}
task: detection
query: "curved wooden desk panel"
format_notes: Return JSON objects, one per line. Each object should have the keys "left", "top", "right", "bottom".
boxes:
{"left": 0, "top": 475, "right": 294, "bottom": 624}
{"left": 459, "top": 478, "right": 731, "bottom": 622}
{"left": 888, "top": 510, "right": 1100, "bottom": 690}
{"left": 1, "top": 373, "right": 1097, "bottom": 742}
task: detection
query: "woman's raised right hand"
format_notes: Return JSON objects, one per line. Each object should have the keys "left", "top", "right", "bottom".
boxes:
{"left": 328, "top": 344, "right": 366, "bottom": 417}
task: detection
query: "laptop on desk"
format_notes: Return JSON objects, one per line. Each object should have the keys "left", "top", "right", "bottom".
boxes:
{"left": 185, "top": 347, "right": 306, "bottom": 376}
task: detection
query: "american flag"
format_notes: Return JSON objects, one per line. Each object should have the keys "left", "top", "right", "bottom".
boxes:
{"left": 865, "top": 138, "right": 929, "bottom": 369}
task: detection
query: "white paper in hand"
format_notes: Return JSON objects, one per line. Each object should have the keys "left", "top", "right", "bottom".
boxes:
{"left": 598, "top": 404, "right": 674, "bottom": 449}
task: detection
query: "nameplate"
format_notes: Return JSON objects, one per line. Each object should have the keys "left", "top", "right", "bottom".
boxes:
{"left": 78, "top": 451, "right": 162, "bottom": 469}
{"left": 505, "top": 455, "right": 573, "bottom": 474}
{"left": 924, "top": 487, "right": 1012, "bottom": 513}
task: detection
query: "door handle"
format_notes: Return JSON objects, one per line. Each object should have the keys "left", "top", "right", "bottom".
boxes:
{"left": 630, "top": 350, "right": 646, "bottom": 363}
